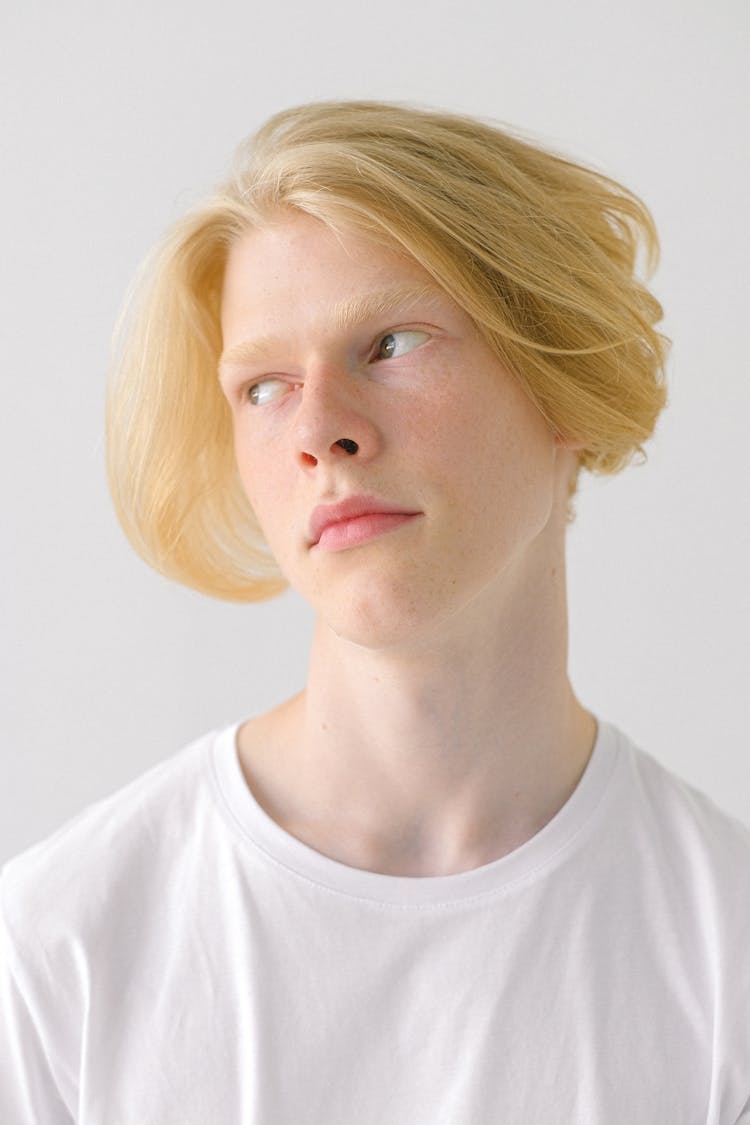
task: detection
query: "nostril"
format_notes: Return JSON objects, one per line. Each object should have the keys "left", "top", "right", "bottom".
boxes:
{"left": 299, "top": 439, "right": 358, "bottom": 467}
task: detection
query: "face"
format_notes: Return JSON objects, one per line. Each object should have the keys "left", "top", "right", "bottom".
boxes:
{"left": 219, "top": 210, "right": 577, "bottom": 649}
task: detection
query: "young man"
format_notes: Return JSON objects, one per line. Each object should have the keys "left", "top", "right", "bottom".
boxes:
{"left": 2, "top": 101, "right": 748, "bottom": 1122}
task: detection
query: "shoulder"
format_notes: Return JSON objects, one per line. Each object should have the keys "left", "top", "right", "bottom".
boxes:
{"left": 614, "top": 726, "right": 750, "bottom": 917}
{"left": 621, "top": 730, "right": 750, "bottom": 853}
{"left": 610, "top": 731, "right": 750, "bottom": 1106}
{"left": 1, "top": 725, "right": 226, "bottom": 951}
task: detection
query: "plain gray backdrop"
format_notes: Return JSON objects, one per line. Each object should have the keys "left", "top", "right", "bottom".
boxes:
{"left": 2, "top": 0, "right": 748, "bottom": 863}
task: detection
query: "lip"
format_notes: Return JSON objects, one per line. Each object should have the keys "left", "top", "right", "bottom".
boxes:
{"left": 308, "top": 494, "right": 422, "bottom": 548}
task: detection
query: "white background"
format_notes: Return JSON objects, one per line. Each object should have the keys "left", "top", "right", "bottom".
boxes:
{"left": 1, "top": 0, "right": 748, "bottom": 863}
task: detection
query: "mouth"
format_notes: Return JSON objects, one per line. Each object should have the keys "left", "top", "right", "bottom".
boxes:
{"left": 309, "top": 495, "right": 423, "bottom": 552}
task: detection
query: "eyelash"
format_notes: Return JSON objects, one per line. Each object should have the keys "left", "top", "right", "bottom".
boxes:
{"left": 243, "top": 328, "right": 430, "bottom": 406}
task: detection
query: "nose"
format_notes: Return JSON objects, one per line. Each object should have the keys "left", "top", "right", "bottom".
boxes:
{"left": 293, "top": 365, "right": 381, "bottom": 470}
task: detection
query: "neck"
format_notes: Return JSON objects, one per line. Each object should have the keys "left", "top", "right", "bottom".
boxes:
{"left": 252, "top": 537, "right": 597, "bottom": 877}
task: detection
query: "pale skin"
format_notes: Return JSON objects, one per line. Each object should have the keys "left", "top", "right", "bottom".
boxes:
{"left": 219, "top": 209, "right": 599, "bottom": 878}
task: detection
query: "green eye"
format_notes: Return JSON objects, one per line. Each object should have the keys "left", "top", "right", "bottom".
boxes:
{"left": 376, "top": 330, "right": 429, "bottom": 360}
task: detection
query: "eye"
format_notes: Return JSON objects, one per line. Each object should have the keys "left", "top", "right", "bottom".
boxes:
{"left": 247, "top": 378, "right": 299, "bottom": 406}
{"left": 374, "top": 330, "right": 430, "bottom": 360}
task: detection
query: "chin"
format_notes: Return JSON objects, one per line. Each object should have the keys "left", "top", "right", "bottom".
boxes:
{"left": 294, "top": 543, "right": 516, "bottom": 651}
{"left": 314, "top": 574, "right": 488, "bottom": 654}
{"left": 298, "top": 567, "right": 426, "bottom": 649}
{"left": 320, "top": 598, "right": 422, "bottom": 652}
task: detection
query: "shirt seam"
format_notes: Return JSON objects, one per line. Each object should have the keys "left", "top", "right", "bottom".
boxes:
{"left": 205, "top": 727, "right": 622, "bottom": 911}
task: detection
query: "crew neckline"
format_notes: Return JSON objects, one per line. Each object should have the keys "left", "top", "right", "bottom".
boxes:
{"left": 209, "top": 715, "right": 622, "bottom": 906}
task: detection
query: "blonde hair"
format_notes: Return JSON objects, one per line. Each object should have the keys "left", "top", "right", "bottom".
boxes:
{"left": 106, "top": 100, "right": 670, "bottom": 602}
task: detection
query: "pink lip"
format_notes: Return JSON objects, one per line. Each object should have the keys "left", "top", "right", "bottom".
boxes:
{"left": 309, "top": 495, "right": 422, "bottom": 550}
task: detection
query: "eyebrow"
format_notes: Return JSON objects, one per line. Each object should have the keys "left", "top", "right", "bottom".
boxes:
{"left": 217, "top": 281, "right": 446, "bottom": 377}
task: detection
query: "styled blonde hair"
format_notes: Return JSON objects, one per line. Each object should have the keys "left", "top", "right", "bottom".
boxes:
{"left": 106, "top": 100, "right": 670, "bottom": 602}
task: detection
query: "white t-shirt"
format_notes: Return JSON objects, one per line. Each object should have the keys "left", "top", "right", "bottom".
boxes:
{"left": 1, "top": 717, "right": 749, "bottom": 1123}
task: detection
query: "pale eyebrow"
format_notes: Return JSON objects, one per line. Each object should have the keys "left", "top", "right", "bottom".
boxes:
{"left": 217, "top": 281, "right": 446, "bottom": 378}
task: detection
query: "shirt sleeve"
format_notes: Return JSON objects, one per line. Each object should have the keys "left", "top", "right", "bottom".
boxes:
{"left": 0, "top": 903, "right": 74, "bottom": 1124}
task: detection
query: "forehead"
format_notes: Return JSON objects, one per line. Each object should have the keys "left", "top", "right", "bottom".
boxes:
{"left": 220, "top": 211, "right": 450, "bottom": 344}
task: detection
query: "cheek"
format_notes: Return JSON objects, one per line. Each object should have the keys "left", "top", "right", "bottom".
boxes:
{"left": 232, "top": 424, "right": 280, "bottom": 530}
{"left": 232, "top": 424, "right": 256, "bottom": 500}
{"left": 414, "top": 376, "right": 507, "bottom": 471}
{"left": 431, "top": 383, "right": 554, "bottom": 528}
{"left": 232, "top": 427, "right": 310, "bottom": 583}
